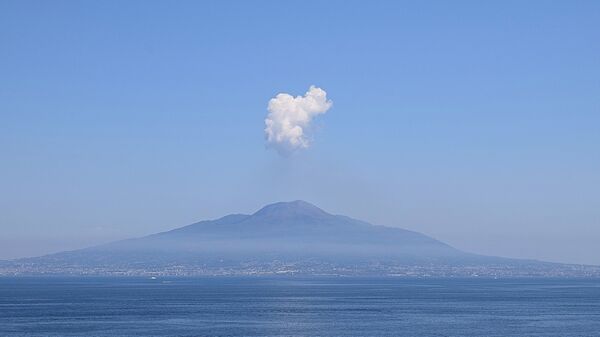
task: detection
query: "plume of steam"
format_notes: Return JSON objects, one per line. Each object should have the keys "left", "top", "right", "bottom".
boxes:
{"left": 264, "top": 86, "right": 332, "bottom": 154}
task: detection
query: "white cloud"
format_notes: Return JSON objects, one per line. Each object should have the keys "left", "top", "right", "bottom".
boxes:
{"left": 264, "top": 86, "right": 332, "bottom": 154}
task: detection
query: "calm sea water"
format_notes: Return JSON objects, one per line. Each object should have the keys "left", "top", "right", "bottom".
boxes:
{"left": 1, "top": 277, "right": 599, "bottom": 337}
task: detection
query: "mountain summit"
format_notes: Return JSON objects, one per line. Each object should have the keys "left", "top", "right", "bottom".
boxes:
{"left": 252, "top": 200, "right": 330, "bottom": 219}
{"left": 4, "top": 201, "right": 598, "bottom": 277}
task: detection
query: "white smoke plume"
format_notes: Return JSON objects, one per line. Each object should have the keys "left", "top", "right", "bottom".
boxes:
{"left": 264, "top": 86, "right": 332, "bottom": 154}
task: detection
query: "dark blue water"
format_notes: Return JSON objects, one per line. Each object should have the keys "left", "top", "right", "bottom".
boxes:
{"left": 1, "top": 277, "right": 599, "bottom": 337}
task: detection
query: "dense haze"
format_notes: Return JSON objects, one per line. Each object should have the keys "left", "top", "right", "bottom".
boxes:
{"left": 1, "top": 1, "right": 599, "bottom": 264}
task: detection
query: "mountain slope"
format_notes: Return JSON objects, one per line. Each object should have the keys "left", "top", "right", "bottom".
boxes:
{"left": 70, "top": 200, "right": 467, "bottom": 262}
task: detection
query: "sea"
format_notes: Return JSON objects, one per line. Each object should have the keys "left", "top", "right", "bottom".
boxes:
{"left": 1, "top": 277, "right": 599, "bottom": 337}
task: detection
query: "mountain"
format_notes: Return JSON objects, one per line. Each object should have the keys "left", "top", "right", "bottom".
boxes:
{"left": 3, "top": 201, "right": 599, "bottom": 277}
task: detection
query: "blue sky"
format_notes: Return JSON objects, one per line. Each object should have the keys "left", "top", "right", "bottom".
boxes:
{"left": 1, "top": 1, "right": 599, "bottom": 264}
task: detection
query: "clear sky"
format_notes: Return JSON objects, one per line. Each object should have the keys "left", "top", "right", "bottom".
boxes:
{"left": 1, "top": 1, "right": 599, "bottom": 264}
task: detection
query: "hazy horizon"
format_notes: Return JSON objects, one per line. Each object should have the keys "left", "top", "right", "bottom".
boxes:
{"left": 1, "top": 1, "right": 599, "bottom": 265}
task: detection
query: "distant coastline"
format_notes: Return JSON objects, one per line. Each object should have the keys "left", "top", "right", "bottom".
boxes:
{"left": 3, "top": 201, "right": 599, "bottom": 278}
